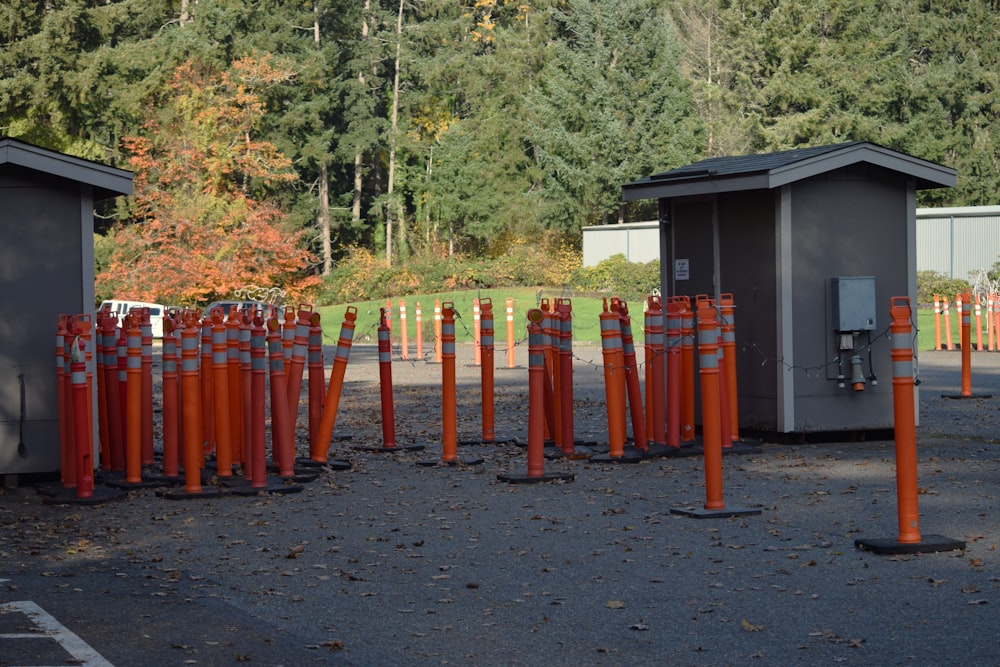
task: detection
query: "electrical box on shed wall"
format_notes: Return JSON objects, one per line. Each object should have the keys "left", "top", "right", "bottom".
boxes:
{"left": 831, "top": 276, "right": 876, "bottom": 332}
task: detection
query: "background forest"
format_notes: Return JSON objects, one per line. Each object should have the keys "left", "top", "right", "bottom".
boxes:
{"left": 2, "top": 0, "right": 999, "bottom": 305}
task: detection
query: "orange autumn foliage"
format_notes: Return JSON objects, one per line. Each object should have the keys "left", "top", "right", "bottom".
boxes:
{"left": 97, "top": 56, "right": 318, "bottom": 305}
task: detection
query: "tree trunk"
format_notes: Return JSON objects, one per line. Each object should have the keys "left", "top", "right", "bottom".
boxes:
{"left": 319, "top": 164, "right": 332, "bottom": 275}
{"left": 353, "top": 0, "right": 371, "bottom": 227}
{"left": 386, "top": 0, "right": 405, "bottom": 267}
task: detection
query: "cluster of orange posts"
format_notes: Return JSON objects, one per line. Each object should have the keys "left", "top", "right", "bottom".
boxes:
{"left": 56, "top": 303, "right": 345, "bottom": 501}
{"left": 933, "top": 292, "right": 1000, "bottom": 352}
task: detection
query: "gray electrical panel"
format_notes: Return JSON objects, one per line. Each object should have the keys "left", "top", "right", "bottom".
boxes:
{"left": 831, "top": 276, "right": 877, "bottom": 332}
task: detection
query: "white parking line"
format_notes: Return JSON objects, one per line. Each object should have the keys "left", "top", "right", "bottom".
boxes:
{"left": 0, "top": 600, "right": 113, "bottom": 667}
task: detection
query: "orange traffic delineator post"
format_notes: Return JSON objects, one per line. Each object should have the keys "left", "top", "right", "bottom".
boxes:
{"left": 556, "top": 299, "right": 587, "bottom": 458}
{"left": 473, "top": 297, "right": 482, "bottom": 366}
{"left": 99, "top": 313, "right": 124, "bottom": 471}
{"left": 56, "top": 316, "right": 72, "bottom": 485}
{"left": 160, "top": 318, "right": 181, "bottom": 479}
{"left": 617, "top": 300, "right": 649, "bottom": 455}
{"left": 943, "top": 297, "right": 954, "bottom": 350}
{"left": 678, "top": 297, "right": 696, "bottom": 442}
{"left": 45, "top": 327, "right": 125, "bottom": 506}
{"left": 645, "top": 296, "right": 666, "bottom": 449}
{"left": 226, "top": 310, "right": 244, "bottom": 467}
{"left": 418, "top": 302, "right": 478, "bottom": 466}
{"left": 282, "top": 308, "right": 296, "bottom": 361}
{"left": 942, "top": 291, "right": 992, "bottom": 400}
{"left": 480, "top": 298, "right": 496, "bottom": 443}
{"left": 199, "top": 317, "right": 215, "bottom": 459}
{"left": 933, "top": 294, "right": 942, "bottom": 350}
{"left": 285, "top": 305, "right": 313, "bottom": 449}
{"left": 399, "top": 299, "right": 409, "bottom": 360}
{"left": 160, "top": 311, "right": 220, "bottom": 500}
{"left": 415, "top": 302, "right": 424, "bottom": 360}
{"left": 856, "top": 297, "right": 963, "bottom": 554}
{"left": 671, "top": 304, "right": 760, "bottom": 519}
{"left": 307, "top": 312, "right": 325, "bottom": 459}
{"left": 124, "top": 314, "right": 143, "bottom": 484}
{"left": 267, "top": 317, "right": 296, "bottom": 479}
{"left": 378, "top": 308, "right": 399, "bottom": 449}
{"left": 665, "top": 298, "right": 683, "bottom": 450}
{"left": 498, "top": 308, "right": 574, "bottom": 485}
{"left": 210, "top": 308, "right": 235, "bottom": 478}
{"left": 432, "top": 298, "right": 443, "bottom": 364}
{"left": 314, "top": 307, "right": 358, "bottom": 463}
{"left": 988, "top": 293, "right": 996, "bottom": 351}
{"left": 719, "top": 294, "right": 740, "bottom": 442}
{"left": 591, "top": 298, "right": 641, "bottom": 464}
{"left": 94, "top": 309, "right": 110, "bottom": 469}
{"left": 503, "top": 297, "right": 518, "bottom": 369}
{"left": 229, "top": 313, "right": 303, "bottom": 496}
{"left": 975, "top": 297, "right": 983, "bottom": 351}
{"left": 138, "top": 308, "right": 154, "bottom": 466}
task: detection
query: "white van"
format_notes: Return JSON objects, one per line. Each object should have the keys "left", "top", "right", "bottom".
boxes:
{"left": 99, "top": 300, "right": 166, "bottom": 338}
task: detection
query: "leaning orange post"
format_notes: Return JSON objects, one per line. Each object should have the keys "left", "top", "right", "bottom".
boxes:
{"left": 441, "top": 302, "right": 458, "bottom": 463}
{"left": 618, "top": 300, "right": 648, "bottom": 453}
{"left": 315, "top": 307, "right": 357, "bottom": 461}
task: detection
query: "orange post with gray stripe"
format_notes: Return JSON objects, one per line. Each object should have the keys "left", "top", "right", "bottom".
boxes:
{"left": 315, "top": 307, "right": 357, "bottom": 461}
{"left": 480, "top": 298, "right": 496, "bottom": 443}
{"left": 599, "top": 299, "right": 627, "bottom": 457}
{"left": 378, "top": 308, "right": 398, "bottom": 449}
{"left": 441, "top": 302, "right": 458, "bottom": 463}
{"left": 697, "top": 304, "right": 724, "bottom": 510}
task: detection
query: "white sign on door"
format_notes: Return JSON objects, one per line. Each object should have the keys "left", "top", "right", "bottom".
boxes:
{"left": 674, "top": 259, "right": 690, "bottom": 281}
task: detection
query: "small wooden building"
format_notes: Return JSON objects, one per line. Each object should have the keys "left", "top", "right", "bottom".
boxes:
{"left": 0, "top": 138, "right": 132, "bottom": 476}
{"left": 622, "top": 142, "right": 955, "bottom": 435}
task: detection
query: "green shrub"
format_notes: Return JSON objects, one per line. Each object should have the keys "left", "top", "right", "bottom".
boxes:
{"left": 916, "top": 270, "right": 971, "bottom": 306}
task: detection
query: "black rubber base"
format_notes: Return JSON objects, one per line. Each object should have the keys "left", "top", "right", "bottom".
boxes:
{"left": 41, "top": 485, "right": 127, "bottom": 505}
{"left": 941, "top": 392, "right": 993, "bottom": 399}
{"left": 670, "top": 505, "right": 762, "bottom": 519}
{"left": 98, "top": 471, "right": 178, "bottom": 490}
{"left": 855, "top": 534, "right": 966, "bottom": 554}
{"left": 496, "top": 472, "right": 575, "bottom": 484}
{"left": 590, "top": 446, "right": 646, "bottom": 464}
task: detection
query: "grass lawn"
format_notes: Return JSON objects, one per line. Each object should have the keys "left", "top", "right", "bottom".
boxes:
{"left": 316, "top": 291, "right": 976, "bottom": 355}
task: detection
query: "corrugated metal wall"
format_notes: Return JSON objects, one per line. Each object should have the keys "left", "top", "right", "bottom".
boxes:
{"left": 581, "top": 221, "right": 659, "bottom": 266}
{"left": 916, "top": 206, "right": 1000, "bottom": 280}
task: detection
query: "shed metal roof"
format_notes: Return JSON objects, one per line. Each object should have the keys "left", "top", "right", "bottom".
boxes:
{"left": 622, "top": 141, "right": 956, "bottom": 201}
{"left": 0, "top": 137, "right": 133, "bottom": 200}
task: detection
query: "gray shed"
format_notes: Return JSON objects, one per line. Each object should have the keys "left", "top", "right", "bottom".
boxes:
{"left": 1, "top": 138, "right": 133, "bottom": 476}
{"left": 622, "top": 141, "right": 956, "bottom": 435}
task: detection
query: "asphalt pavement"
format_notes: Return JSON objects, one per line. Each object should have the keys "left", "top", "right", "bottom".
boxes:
{"left": 2, "top": 344, "right": 999, "bottom": 666}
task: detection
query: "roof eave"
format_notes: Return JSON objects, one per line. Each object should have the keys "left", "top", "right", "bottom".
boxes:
{"left": 767, "top": 143, "right": 956, "bottom": 189}
{"left": 0, "top": 138, "right": 133, "bottom": 200}
{"left": 622, "top": 173, "right": 771, "bottom": 201}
